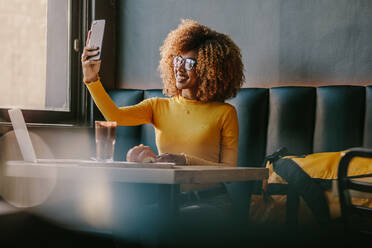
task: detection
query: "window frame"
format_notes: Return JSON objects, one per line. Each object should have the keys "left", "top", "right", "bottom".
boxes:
{"left": 0, "top": 0, "right": 93, "bottom": 127}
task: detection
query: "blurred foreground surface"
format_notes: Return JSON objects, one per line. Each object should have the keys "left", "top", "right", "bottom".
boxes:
{"left": 1, "top": 195, "right": 371, "bottom": 248}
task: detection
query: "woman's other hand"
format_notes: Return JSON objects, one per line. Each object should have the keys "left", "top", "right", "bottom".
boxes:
{"left": 156, "top": 153, "right": 186, "bottom": 165}
{"left": 81, "top": 30, "right": 101, "bottom": 83}
{"left": 126, "top": 144, "right": 157, "bottom": 163}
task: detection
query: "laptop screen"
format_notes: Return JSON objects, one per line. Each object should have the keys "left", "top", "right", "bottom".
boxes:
{"left": 8, "top": 108, "right": 37, "bottom": 162}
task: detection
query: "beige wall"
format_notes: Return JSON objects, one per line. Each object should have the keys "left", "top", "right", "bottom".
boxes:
{"left": 0, "top": 0, "right": 47, "bottom": 109}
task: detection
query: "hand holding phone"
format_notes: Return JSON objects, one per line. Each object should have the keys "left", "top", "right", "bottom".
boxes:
{"left": 87, "top": 19, "right": 105, "bottom": 60}
{"left": 81, "top": 20, "right": 105, "bottom": 83}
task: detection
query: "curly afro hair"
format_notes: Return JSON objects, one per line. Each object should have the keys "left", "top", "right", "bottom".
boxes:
{"left": 159, "top": 19, "right": 244, "bottom": 102}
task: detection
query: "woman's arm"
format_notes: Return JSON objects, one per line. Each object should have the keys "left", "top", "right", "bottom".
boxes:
{"left": 81, "top": 32, "right": 153, "bottom": 126}
{"left": 184, "top": 151, "right": 237, "bottom": 167}
{"left": 85, "top": 80, "right": 153, "bottom": 126}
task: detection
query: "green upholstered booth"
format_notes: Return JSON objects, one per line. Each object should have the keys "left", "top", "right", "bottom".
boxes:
{"left": 109, "top": 85, "right": 372, "bottom": 166}
{"left": 107, "top": 85, "right": 372, "bottom": 224}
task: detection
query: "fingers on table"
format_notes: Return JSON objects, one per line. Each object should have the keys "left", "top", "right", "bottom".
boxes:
{"left": 156, "top": 153, "right": 170, "bottom": 162}
{"left": 156, "top": 154, "right": 186, "bottom": 165}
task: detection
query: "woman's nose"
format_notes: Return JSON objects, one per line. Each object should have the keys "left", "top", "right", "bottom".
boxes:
{"left": 178, "top": 62, "right": 186, "bottom": 72}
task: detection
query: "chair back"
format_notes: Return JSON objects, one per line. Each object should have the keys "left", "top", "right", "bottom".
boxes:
{"left": 338, "top": 148, "right": 372, "bottom": 236}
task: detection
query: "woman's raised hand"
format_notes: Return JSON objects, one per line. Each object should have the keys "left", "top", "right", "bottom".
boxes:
{"left": 81, "top": 30, "right": 101, "bottom": 83}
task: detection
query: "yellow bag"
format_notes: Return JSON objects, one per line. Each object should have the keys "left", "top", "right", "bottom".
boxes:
{"left": 265, "top": 150, "right": 372, "bottom": 221}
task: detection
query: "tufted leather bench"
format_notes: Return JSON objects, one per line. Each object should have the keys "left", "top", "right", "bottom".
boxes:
{"left": 108, "top": 85, "right": 372, "bottom": 223}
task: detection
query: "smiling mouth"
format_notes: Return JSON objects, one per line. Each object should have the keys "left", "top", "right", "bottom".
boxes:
{"left": 176, "top": 74, "right": 188, "bottom": 82}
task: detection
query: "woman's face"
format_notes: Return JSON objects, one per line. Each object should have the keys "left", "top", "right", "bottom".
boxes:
{"left": 173, "top": 50, "right": 198, "bottom": 92}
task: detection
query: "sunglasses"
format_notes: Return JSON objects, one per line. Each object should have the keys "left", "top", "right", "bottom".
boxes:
{"left": 173, "top": 55, "right": 196, "bottom": 71}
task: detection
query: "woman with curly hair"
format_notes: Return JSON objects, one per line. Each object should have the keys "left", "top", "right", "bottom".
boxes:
{"left": 81, "top": 19, "right": 244, "bottom": 167}
{"left": 82, "top": 19, "right": 244, "bottom": 244}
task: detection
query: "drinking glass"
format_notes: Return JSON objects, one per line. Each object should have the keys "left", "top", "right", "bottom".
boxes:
{"left": 95, "top": 121, "right": 117, "bottom": 162}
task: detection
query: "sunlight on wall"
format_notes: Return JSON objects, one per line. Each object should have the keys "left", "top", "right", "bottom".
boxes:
{"left": 0, "top": 0, "right": 47, "bottom": 109}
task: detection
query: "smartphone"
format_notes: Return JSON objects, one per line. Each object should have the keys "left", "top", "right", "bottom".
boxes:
{"left": 87, "top": 19, "right": 105, "bottom": 60}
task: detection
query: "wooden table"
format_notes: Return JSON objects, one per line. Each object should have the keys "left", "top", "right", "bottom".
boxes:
{"left": 3, "top": 160, "right": 268, "bottom": 242}
{"left": 4, "top": 161, "right": 268, "bottom": 184}
{"left": 4, "top": 160, "right": 268, "bottom": 213}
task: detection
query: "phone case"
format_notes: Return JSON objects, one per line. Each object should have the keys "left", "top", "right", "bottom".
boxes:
{"left": 88, "top": 20, "right": 105, "bottom": 60}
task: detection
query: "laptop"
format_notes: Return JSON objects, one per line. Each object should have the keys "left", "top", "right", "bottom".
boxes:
{"left": 8, "top": 108, "right": 174, "bottom": 168}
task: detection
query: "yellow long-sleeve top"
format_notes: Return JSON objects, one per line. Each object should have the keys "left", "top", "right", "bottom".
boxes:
{"left": 86, "top": 79, "right": 239, "bottom": 167}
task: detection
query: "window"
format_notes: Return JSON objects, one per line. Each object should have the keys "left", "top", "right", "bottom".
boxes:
{"left": 0, "top": 0, "right": 49, "bottom": 110}
{"left": 0, "top": 0, "right": 89, "bottom": 125}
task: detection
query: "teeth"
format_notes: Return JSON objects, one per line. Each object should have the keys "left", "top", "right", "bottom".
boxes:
{"left": 177, "top": 75, "right": 187, "bottom": 81}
